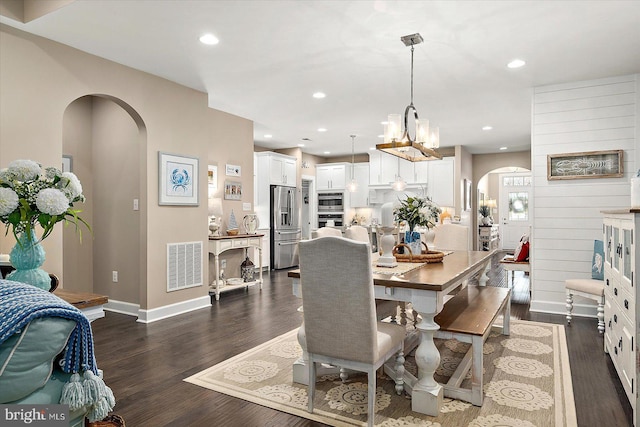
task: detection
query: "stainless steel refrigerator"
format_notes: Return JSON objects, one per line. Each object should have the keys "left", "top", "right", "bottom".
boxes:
{"left": 270, "top": 185, "right": 301, "bottom": 269}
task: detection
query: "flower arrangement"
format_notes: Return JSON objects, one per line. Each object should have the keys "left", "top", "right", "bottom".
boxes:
{"left": 394, "top": 195, "right": 441, "bottom": 231}
{"left": 0, "top": 159, "right": 89, "bottom": 242}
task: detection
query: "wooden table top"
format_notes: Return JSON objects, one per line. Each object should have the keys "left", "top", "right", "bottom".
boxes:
{"left": 288, "top": 250, "right": 492, "bottom": 292}
{"left": 54, "top": 289, "right": 108, "bottom": 309}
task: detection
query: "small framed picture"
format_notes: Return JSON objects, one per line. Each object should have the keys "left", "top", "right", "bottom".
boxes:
{"left": 225, "top": 164, "right": 241, "bottom": 177}
{"left": 158, "top": 152, "right": 199, "bottom": 206}
{"left": 224, "top": 180, "right": 242, "bottom": 200}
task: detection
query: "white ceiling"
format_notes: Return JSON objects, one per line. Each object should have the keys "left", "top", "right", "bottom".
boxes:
{"left": 2, "top": 1, "right": 640, "bottom": 157}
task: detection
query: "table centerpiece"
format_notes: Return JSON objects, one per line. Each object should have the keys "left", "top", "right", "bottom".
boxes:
{"left": 394, "top": 194, "right": 441, "bottom": 255}
{"left": 0, "top": 159, "right": 89, "bottom": 290}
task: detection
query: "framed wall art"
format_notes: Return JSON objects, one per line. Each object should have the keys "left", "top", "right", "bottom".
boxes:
{"left": 225, "top": 164, "right": 241, "bottom": 177}
{"left": 547, "top": 149, "right": 623, "bottom": 180}
{"left": 224, "top": 180, "right": 242, "bottom": 200}
{"left": 158, "top": 152, "right": 199, "bottom": 206}
{"left": 207, "top": 165, "right": 218, "bottom": 192}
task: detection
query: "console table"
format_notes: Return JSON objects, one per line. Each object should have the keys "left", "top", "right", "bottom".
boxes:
{"left": 478, "top": 225, "right": 499, "bottom": 251}
{"left": 209, "top": 234, "right": 263, "bottom": 300}
{"left": 54, "top": 288, "right": 108, "bottom": 322}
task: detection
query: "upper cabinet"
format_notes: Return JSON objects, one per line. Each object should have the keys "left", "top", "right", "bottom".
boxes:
{"left": 260, "top": 152, "right": 297, "bottom": 187}
{"left": 427, "top": 157, "right": 454, "bottom": 207}
{"left": 349, "top": 163, "right": 370, "bottom": 207}
{"left": 369, "top": 151, "right": 422, "bottom": 185}
{"left": 316, "top": 163, "right": 347, "bottom": 190}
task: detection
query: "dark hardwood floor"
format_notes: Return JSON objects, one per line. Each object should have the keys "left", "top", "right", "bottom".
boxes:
{"left": 91, "top": 251, "right": 633, "bottom": 427}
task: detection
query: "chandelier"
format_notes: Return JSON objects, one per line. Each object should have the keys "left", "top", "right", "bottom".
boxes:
{"left": 376, "top": 33, "right": 442, "bottom": 162}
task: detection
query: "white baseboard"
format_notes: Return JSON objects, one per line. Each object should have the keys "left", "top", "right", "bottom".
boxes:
{"left": 530, "top": 299, "right": 597, "bottom": 318}
{"left": 104, "top": 300, "right": 140, "bottom": 317}
{"left": 136, "top": 295, "right": 212, "bottom": 323}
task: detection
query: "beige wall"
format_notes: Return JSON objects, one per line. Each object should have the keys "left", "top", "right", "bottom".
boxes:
{"left": 0, "top": 24, "right": 254, "bottom": 311}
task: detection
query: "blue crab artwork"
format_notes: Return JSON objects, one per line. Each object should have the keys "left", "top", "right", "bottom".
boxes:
{"left": 171, "top": 168, "right": 191, "bottom": 192}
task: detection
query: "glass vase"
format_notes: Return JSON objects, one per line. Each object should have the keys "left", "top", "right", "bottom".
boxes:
{"left": 6, "top": 229, "right": 51, "bottom": 291}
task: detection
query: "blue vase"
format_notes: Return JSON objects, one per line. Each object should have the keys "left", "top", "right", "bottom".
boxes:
{"left": 404, "top": 230, "right": 422, "bottom": 255}
{"left": 6, "top": 230, "right": 51, "bottom": 291}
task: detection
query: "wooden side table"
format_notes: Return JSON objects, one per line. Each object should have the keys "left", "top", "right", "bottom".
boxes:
{"left": 54, "top": 288, "right": 108, "bottom": 322}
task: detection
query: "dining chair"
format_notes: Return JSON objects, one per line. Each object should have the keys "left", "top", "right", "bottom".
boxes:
{"left": 298, "top": 237, "right": 405, "bottom": 427}
{"left": 345, "top": 225, "right": 370, "bottom": 244}
{"left": 311, "top": 227, "right": 342, "bottom": 239}
{"left": 433, "top": 223, "right": 470, "bottom": 251}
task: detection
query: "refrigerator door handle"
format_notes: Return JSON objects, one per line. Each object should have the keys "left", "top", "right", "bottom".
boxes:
{"left": 276, "top": 230, "right": 300, "bottom": 235}
{"left": 278, "top": 241, "right": 299, "bottom": 246}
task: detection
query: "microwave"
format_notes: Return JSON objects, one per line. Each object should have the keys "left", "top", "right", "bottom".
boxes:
{"left": 318, "top": 192, "right": 344, "bottom": 212}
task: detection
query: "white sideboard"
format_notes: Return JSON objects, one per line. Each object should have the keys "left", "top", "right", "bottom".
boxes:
{"left": 603, "top": 209, "right": 639, "bottom": 426}
{"left": 209, "top": 234, "right": 263, "bottom": 301}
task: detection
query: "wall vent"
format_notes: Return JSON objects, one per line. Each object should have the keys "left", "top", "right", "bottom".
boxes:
{"left": 167, "top": 241, "right": 203, "bottom": 292}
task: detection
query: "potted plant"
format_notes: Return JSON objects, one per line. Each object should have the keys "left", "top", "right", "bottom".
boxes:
{"left": 479, "top": 204, "right": 492, "bottom": 225}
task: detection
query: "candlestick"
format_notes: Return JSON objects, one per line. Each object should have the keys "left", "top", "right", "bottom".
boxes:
{"left": 381, "top": 202, "right": 394, "bottom": 227}
{"left": 376, "top": 226, "right": 398, "bottom": 267}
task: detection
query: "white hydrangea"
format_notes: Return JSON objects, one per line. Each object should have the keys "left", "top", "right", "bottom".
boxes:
{"left": 35, "top": 188, "right": 69, "bottom": 216}
{"left": 7, "top": 159, "right": 41, "bottom": 182}
{"left": 0, "top": 187, "right": 19, "bottom": 216}
{"left": 58, "top": 172, "right": 83, "bottom": 200}
{"left": 0, "top": 168, "right": 10, "bottom": 185}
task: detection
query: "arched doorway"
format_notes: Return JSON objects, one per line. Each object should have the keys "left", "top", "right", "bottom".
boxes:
{"left": 62, "top": 95, "right": 146, "bottom": 309}
{"left": 477, "top": 167, "right": 531, "bottom": 250}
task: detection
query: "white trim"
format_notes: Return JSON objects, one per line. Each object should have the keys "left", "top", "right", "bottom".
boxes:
{"left": 136, "top": 295, "right": 211, "bottom": 323}
{"left": 530, "top": 300, "right": 597, "bottom": 318}
{"left": 104, "top": 299, "right": 140, "bottom": 317}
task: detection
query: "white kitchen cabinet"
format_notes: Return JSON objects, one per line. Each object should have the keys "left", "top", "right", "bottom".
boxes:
{"left": 427, "top": 157, "right": 454, "bottom": 207}
{"left": 254, "top": 151, "right": 298, "bottom": 228}
{"left": 268, "top": 154, "right": 297, "bottom": 187}
{"left": 349, "top": 163, "right": 370, "bottom": 207}
{"left": 603, "top": 210, "right": 639, "bottom": 425}
{"left": 316, "top": 163, "right": 347, "bottom": 190}
{"left": 253, "top": 228, "right": 270, "bottom": 271}
{"left": 369, "top": 151, "right": 417, "bottom": 185}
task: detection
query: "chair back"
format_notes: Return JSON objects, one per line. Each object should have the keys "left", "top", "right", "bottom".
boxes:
{"left": 311, "top": 227, "right": 342, "bottom": 239}
{"left": 345, "top": 225, "right": 370, "bottom": 244}
{"left": 299, "top": 237, "right": 377, "bottom": 364}
{"left": 434, "top": 223, "right": 470, "bottom": 251}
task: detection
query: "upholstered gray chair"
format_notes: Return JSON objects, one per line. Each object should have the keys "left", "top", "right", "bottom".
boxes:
{"left": 298, "top": 237, "right": 405, "bottom": 427}
{"left": 311, "top": 227, "right": 342, "bottom": 239}
{"left": 345, "top": 225, "right": 370, "bottom": 244}
{"left": 433, "top": 223, "right": 470, "bottom": 251}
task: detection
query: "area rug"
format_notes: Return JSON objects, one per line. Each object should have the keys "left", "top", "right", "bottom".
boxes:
{"left": 185, "top": 320, "right": 577, "bottom": 427}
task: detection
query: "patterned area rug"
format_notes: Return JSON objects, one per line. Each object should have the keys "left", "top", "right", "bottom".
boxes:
{"left": 185, "top": 320, "right": 576, "bottom": 427}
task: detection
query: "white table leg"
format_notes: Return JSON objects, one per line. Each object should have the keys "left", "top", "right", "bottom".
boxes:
{"left": 257, "top": 246, "right": 263, "bottom": 290}
{"left": 214, "top": 254, "right": 221, "bottom": 301}
{"left": 411, "top": 307, "right": 443, "bottom": 415}
{"left": 478, "top": 259, "right": 491, "bottom": 286}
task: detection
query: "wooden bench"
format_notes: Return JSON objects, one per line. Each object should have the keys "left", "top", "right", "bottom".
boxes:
{"left": 499, "top": 255, "right": 530, "bottom": 288}
{"left": 434, "top": 285, "right": 511, "bottom": 406}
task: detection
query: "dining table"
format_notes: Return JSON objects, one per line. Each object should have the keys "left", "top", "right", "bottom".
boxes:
{"left": 288, "top": 249, "right": 493, "bottom": 417}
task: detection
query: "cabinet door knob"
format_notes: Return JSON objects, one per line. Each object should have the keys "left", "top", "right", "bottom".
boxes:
{"left": 606, "top": 278, "right": 610, "bottom": 286}
{"left": 614, "top": 314, "right": 618, "bottom": 323}
{"left": 625, "top": 299, "right": 629, "bottom": 310}
{"left": 614, "top": 287, "right": 618, "bottom": 296}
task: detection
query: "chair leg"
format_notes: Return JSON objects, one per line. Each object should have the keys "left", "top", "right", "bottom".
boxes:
{"left": 394, "top": 351, "right": 405, "bottom": 395}
{"left": 307, "top": 359, "right": 316, "bottom": 413}
{"left": 565, "top": 292, "right": 573, "bottom": 325}
{"left": 339, "top": 367, "right": 348, "bottom": 382}
{"left": 367, "top": 369, "right": 376, "bottom": 427}
{"left": 597, "top": 296, "right": 605, "bottom": 334}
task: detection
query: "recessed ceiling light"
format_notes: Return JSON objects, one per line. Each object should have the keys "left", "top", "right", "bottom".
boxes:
{"left": 381, "top": 121, "right": 388, "bottom": 125}
{"left": 312, "top": 92, "right": 326, "bottom": 99}
{"left": 324, "top": 151, "right": 330, "bottom": 154}
{"left": 499, "top": 146, "right": 508, "bottom": 150}
{"left": 378, "top": 134, "right": 385, "bottom": 138}
{"left": 482, "top": 126, "right": 493, "bottom": 131}
{"left": 507, "top": 59, "right": 525, "bottom": 69}
{"left": 297, "top": 144, "right": 305, "bottom": 147}
{"left": 199, "top": 34, "right": 219, "bottom": 45}
{"left": 369, "top": 147, "right": 376, "bottom": 150}
{"left": 264, "top": 134, "right": 272, "bottom": 138}
{"left": 317, "top": 128, "right": 327, "bottom": 132}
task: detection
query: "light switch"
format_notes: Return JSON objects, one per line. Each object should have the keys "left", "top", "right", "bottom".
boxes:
{"left": 133, "top": 199, "right": 139, "bottom": 211}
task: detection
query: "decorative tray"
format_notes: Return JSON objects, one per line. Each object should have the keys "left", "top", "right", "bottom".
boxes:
{"left": 392, "top": 242, "right": 444, "bottom": 263}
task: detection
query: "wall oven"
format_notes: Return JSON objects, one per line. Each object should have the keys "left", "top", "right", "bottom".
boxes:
{"left": 318, "top": 213, "right": 344, "bottom": 228}
{"left": 317, "top": 192, "right": 344, "bottom": 212}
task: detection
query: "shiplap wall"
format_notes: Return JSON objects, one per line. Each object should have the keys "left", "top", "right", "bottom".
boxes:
{"left": 531, "top": 74, "right": 638, "bottom": 315}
